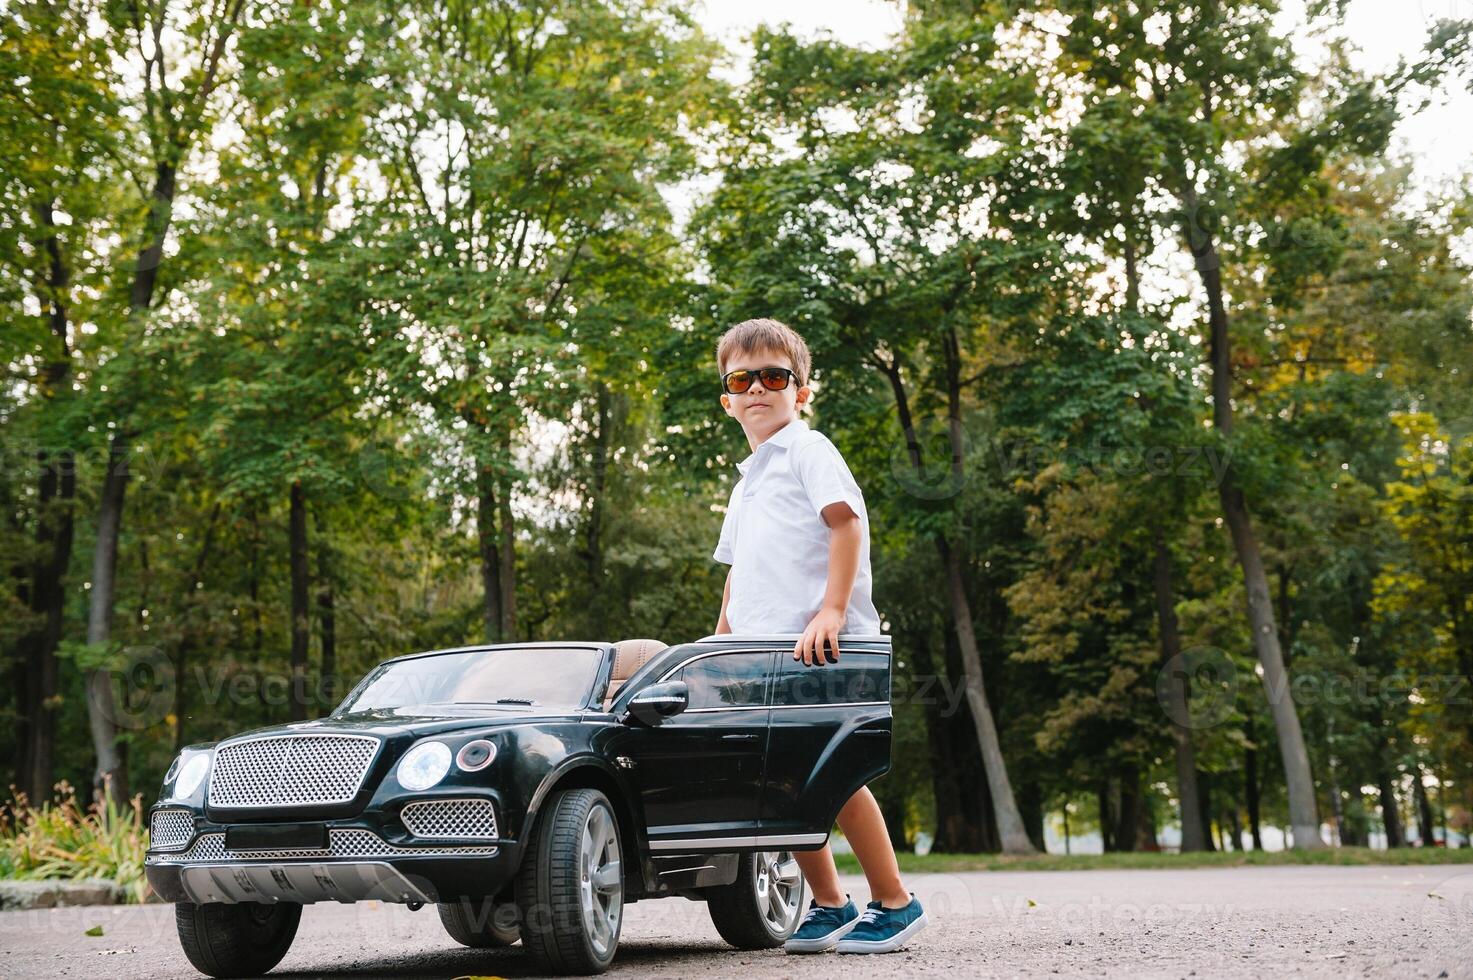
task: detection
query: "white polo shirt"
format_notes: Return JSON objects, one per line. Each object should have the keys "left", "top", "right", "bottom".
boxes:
{"left": 713, "top": 418, "right": 882, "bottom": 636}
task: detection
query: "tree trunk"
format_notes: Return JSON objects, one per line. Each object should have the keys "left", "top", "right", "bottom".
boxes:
{"left": 1152, "top": 531, "right": 1207, "bottom": 851}
{"left": 1098, "top": 782, "right": 1115, "bottom": 853}
{"left": 1197, "top": 769, "right": 1216, "bottom": 852}
{"left": 314, "top": 506, "right": 336, "bottom": 714}
{"left": 1413, "top": 769, "right": 1434, "bottom": 846}
{"left": 1244, "top": 714, "right": 1264, "bottom": 850}
{"left": 85, "top": 436, "right": 131, "bottom": 805}
{"left": 938, "top": 535, "right": 1037, "bottom": 854}
{"left": 248, "top": 500, "right": 264, "bottom": 654}
{"left": 940, "top": 625, "right": 1001, "bottom": 852}
{"left": 288, "top": 480, "right": 310, "bottom": 721}
{"left": 1377, "top": 770, "right": 1404, "bottom": 848}
{"left": 1115, "top": 769, "right": 1142, "bottom": 853}
{"left": 879, "top": 340, "right": 1034, "bottom": 854}
{"left": 914, "top": 630, "right": 965, "bottom": 852}
{"left": 476, "top": 454, "right": 503, "bottom": 643}
{"left": 498, "top": 470, "right": 517, "bottom": 641}
{"left": 20, "top": 447, "right": 73, "bottom": 803}
{"left": 1019, "top": 779, "right": 1046, "bottom": 853}
{"left": 1178, "top": 180, "right": 1323, "bottom": 849}
{"left": 18, "top": 198, "right": 78, "bottom": 803}
{"left": 1138, "top": 796, "right": 1160, "bottom": 851}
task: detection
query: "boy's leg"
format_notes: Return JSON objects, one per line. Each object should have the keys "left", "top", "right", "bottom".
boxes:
{"left": 793, "top": 846, "right": 846, "bottom": 907}
{"left": 833, "top": 785, "right": 909, "bottom": 908}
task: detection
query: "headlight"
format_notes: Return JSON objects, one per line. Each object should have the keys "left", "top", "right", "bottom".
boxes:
{"left": 174, "top": 754, "right": 211, "bottom": 799}
{"left": 397, "top": 741, "right": 452, "bottom": 791}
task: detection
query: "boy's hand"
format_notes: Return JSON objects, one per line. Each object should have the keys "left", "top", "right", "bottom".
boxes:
{"left": 795, "top": 606, "right": 844, "bottom": 666}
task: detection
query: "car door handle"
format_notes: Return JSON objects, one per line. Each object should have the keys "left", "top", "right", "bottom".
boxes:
{"left": 721, "top": 734, "right": 760, "bottom": 742}
{"left": 854, "top": 729, "right": 889, "bottom": 737}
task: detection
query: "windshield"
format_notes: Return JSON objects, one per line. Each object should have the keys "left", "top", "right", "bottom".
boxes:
{"left": 333, "top": 647, "right": 604, "bottom": 717}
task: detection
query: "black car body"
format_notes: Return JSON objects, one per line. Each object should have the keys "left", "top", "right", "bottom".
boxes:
{"left": 144, "top": 634, "right": 893, "bottom": 975}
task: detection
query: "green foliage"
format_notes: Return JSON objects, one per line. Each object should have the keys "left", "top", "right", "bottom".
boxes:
{"left": 0, "top": 783, "right": 150, "bottom": 902}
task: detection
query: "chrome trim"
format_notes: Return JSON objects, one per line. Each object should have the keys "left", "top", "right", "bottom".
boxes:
{"left": 647, "top": 832, "right": 827, "bottom": 852}
{"left": 208, "top": 732, "right": 381, "bottom": 809}
{"left": 401, "top": 798, "right": 499, "bottom": 840}
{"left": 455, "top": 739, "right": 497, "bottom": 773}
{"left": 148, "top": 808, "right": 195, "bottom": 852}
{"left": 175, "top": 860, "right": 435, "bottom": 905}
{"left": 683, "top": 700, "right": 890, "bottom": 713}
{"left": 148, "top": 829, "right": 498, "bottom": 864}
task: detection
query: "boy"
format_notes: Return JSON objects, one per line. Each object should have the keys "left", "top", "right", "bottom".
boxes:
{"left": 711, "top": 318, "right": 927, "bottom": 954}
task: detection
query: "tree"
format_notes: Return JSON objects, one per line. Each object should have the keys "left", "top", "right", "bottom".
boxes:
{"left": 364, "top": 0, "right": 720, "bottom": 645}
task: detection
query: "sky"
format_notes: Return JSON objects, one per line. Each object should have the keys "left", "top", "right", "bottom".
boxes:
{"left": 692, "top": 0, "right": 1473, "bottom": 195}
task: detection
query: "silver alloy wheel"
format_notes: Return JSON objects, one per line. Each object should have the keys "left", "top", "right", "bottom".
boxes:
{"left": 753, "top": 850, "right": 803, "bottom": 934}
{"left": 578, "top": 800, "right": 622, "bottom": 956}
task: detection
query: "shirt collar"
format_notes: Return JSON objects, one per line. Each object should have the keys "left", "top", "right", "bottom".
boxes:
{"left": 735, "top": 417, "right": 808, "bottom": 475}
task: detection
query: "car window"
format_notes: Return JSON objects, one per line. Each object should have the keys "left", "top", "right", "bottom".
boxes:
{"left": 675, "top": 652, "right": 773, "bottom": 709}
{"left": 772, "top": 652, "right": 890, "bottom": 707}
{"left": 334, "top": 647, "right": 603, "bottom": 715}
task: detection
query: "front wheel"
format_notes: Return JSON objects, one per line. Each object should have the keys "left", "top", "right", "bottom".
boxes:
{"left": 705, "top": 850, "right": 805, "bottom": 949}
{"left": 515, "top": 787, "right": 624, "bottom": 974}
{"left": 175, "top": 901, "right": 302, "bottom": 977}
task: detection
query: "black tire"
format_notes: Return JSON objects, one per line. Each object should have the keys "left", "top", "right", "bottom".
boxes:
{"left": 175, "top": 901, "right": 302, "bottom": 978}
{"left": 705, "top": 850, "right": 806, "bottom": 950}
{"left": 514, "top": 787, "right": 624, "bottom": 975}
{"left": 437, "top": 897, "right": 521, "bottom": 947}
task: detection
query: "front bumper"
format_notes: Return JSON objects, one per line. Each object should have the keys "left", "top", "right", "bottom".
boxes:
{"left": 145, "top": 817, "right": 521, "bottom": 906}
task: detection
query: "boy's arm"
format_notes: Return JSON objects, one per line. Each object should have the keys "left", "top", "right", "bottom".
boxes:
{"left": 795, "top": 502, "right": 861, "bottom": 665}
{"left": 715, "top": 568, "right": 733, "bottom": 634}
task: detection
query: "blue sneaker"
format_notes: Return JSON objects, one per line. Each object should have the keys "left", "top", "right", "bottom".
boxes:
{"left": 783, "top": 894, "right": 859, "bottom": 953}
{"left": 834, "top": 893, "right": 927, "bottom": 953}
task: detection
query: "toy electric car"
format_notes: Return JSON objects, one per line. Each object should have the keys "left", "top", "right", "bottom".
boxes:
{"left": 144, "top": 633, "right": 893, "bottom": 976}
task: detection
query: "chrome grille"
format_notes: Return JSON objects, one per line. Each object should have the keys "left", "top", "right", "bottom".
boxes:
{"left": 149, "top": 829, "right": 497, "bottom": 864}
{"left": 208, "top": 734, "right": 379, "bottom": 808}
{"left": 401, "top": 798, "right": 498, "bottom": 840}
{"left": 149, "top": 809, "right": 195, "bottom": 851}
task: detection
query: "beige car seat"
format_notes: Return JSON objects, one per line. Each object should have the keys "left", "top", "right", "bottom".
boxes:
{"left": 602, "top": 638, "right": 668, "bottom": 710}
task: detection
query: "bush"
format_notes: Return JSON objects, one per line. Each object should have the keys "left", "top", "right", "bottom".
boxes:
{"left": 0, "top": 781, "right": 149, "bottom": 902}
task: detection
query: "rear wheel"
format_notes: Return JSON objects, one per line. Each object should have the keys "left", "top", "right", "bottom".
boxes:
{"left": 515, "top": 787, "right": 623, "bottom": 974}
{"left": 175, "top": 901, "right": 302, "bottom": 978}
{"left": 705, "top": 850, "right": 805, "bottom": 949}
{"left": 438, "top": 897, "right": 520, "bottom": 947}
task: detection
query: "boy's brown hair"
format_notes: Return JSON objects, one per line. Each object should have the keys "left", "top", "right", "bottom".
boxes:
{"left": 716, "top": 318, "right": 812, "bottom": 386}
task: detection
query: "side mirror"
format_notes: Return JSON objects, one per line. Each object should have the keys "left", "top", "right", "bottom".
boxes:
{"left": 624, "top": 681, "right": 689, "bottom": 725}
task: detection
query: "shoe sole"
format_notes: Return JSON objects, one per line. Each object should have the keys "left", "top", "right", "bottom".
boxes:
{"left": 834, "top": 911, "right": 928, "bottom": 954}
{"left": 783, "top": 915, "right": 860, "bottom": 954}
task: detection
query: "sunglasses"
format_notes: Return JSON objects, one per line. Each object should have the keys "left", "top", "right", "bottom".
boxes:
{"left": 721, "top": 367, "right": 799, "bottom": 395}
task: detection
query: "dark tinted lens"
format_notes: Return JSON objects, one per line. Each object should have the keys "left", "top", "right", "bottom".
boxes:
{"left": 724, "top": 371, "right": 754, "bottom": 393}
{"left": 758, "top": 368, "right": 791, "bottom": 390}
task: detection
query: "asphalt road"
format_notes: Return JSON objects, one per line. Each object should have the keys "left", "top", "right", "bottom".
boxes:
{"left": 3, "top": 865, "right": 1471, "bottom": 979}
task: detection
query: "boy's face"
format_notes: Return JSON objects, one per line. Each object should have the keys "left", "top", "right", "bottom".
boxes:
{"left": 719, "top": 346, "right": 811, "bottom": 446}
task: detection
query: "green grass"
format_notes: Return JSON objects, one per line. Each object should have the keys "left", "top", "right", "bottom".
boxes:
{"left": 833, "top": 845, "right": 1473, "bottom": 875}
